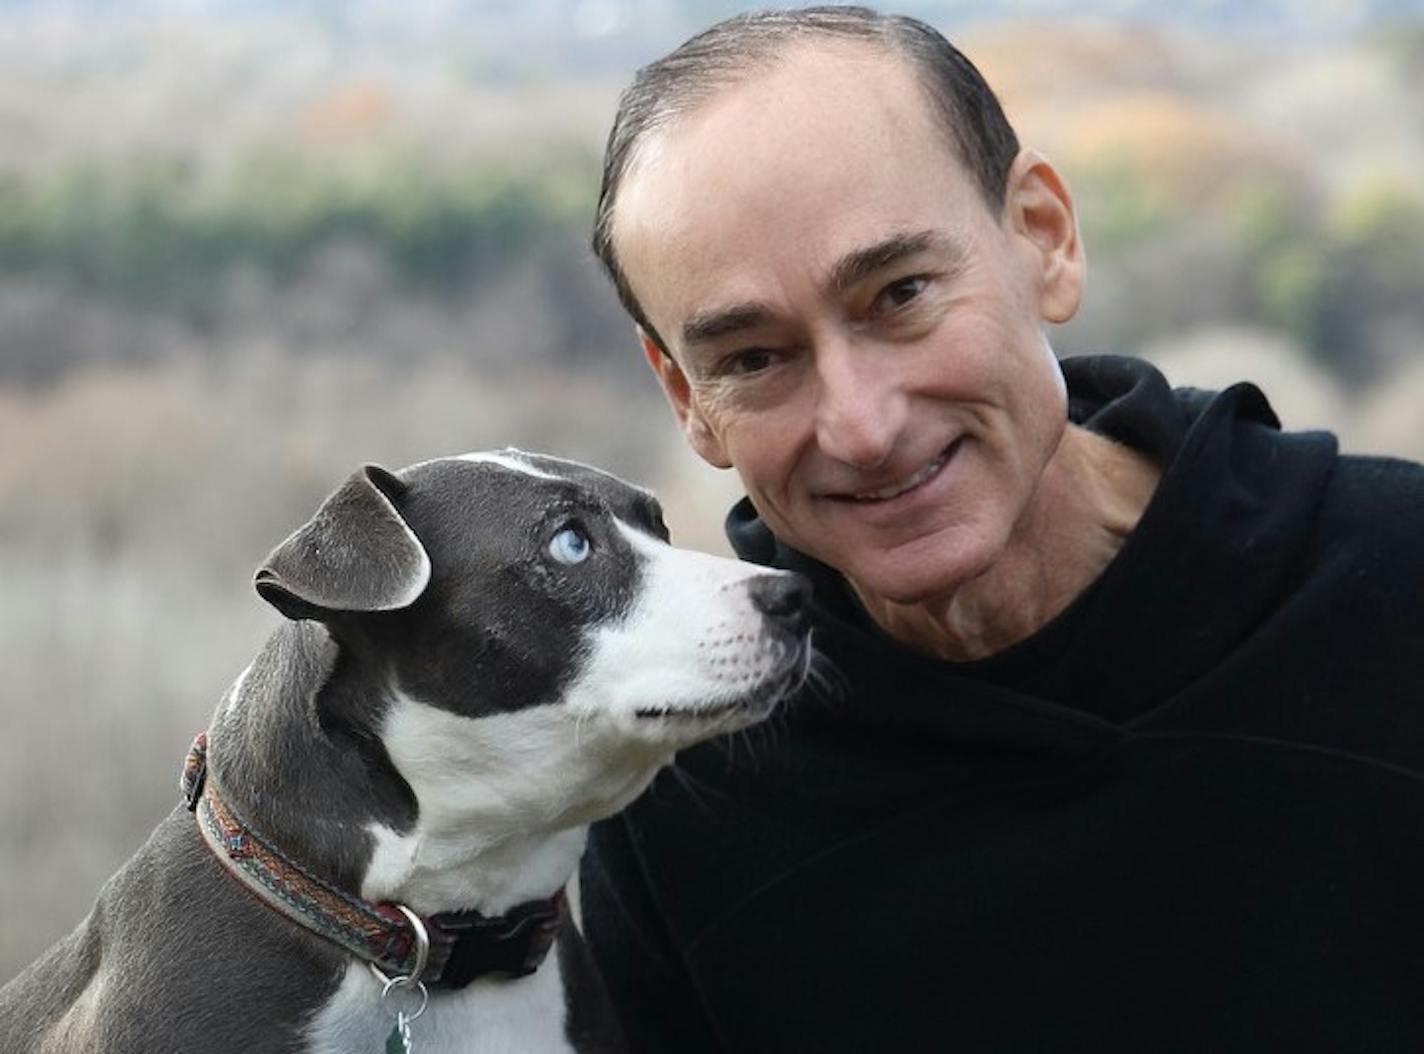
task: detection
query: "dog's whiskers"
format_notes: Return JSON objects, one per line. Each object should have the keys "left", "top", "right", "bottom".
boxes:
{"left": 664, "top": 760, "right": 722, "bottom": 819}
{"left": 802, "top": 644, "right": 848, "bottom": 705}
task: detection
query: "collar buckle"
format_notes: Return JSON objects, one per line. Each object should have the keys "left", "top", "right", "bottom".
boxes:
{"left": 425, "top": 890, "right": 567, "bottom": 989}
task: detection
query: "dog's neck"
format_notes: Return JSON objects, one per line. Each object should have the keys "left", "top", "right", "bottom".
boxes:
{"left": 364, "top": 821, "right": 588, "bottom": 917}
{"left": 362, "top": 687, "right": 671, "bottom": 916}
{"left": 207, "top": 622, "right": 412, "bottom": 893}
{"left": 207, "top": 621, "right": 660, "bottom": 919}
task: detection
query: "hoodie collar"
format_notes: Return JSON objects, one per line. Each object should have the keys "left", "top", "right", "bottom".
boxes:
{"left": 727, "top": 355, "right": 1338, "bottom": 727}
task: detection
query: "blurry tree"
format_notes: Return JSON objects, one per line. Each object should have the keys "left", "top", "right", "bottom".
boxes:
{"left": 1318, "top": 179, "right": 1424, "bottom": 381}
{"left": 0, "top": 146, "right": 618, "bottom": 385}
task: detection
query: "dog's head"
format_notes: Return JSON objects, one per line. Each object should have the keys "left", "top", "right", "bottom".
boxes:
{"left": 253, "top": 450, "right": 810, "bottom": 850}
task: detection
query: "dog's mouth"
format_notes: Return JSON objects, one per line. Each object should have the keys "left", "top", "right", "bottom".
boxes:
{"left": 634, "top": 641, "right": 810, "bottom": 724}
{"left": 634, "top": 699, "right": 747, "bottom": 721}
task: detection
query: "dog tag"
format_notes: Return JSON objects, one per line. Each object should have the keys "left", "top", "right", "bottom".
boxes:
{"left": 375, "top": 955, "right": 426, "bottom": 1053}
{"left": 385, "top": 1014, "right": 413, "bottom": 1053}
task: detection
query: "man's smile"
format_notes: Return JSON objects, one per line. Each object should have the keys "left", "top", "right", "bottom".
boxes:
{"left": 828, "top": 438, "right": 965, "bottom": 505}
{"left": 615, "top": 29, "right": 1082, "bottom": 607}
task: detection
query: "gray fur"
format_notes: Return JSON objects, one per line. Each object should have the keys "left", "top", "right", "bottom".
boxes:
{"left": 256, "top": 464, "right": 431, "bottom": 620}
{"left": 0, "top": 808, "right": 349, "bottom": 1052}
{"left": 0, "top": 451, "right": 801, "bottom": 1053}
{"left": 0, "top": 456, "right": 625, "bottom": 1053}
{"left": 0, "top": 618, "right": 389, "bottom": 1052}
{"left": 209, "top": 620, "right": 419, "bottom": 890}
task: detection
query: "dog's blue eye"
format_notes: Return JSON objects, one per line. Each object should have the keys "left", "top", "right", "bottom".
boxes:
{"left": 548, "top": 526, "right": 591, "bottom": 565}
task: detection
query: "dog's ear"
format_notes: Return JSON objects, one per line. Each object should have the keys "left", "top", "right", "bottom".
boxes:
{"left": 254, "top": 465, "right": 432, "bottom": 622}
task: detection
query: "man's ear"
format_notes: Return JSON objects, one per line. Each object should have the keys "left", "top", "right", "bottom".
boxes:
{"left": 639, "top": 328, "right": 732, "bottom": 469}
{"left": 1003, "top": 149, "right": 1085, "bottom": 325}
{"left": 254, "top": 464, "right": 432, "bottom": 623}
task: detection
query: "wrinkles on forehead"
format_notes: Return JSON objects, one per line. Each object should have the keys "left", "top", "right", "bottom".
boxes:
{"left": 609, "top": 44, "right": 974, "bottom": 361}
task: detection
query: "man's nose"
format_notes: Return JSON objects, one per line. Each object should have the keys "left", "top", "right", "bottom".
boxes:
{"left": 812, "top": 339, "right": 906, "bottom": 470}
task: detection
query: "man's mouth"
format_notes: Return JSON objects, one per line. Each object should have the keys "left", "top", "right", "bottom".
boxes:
{"left": 846, "top": 440, "right": 960, "bottom": 502}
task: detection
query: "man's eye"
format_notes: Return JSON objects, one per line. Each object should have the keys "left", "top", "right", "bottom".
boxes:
{"left": 875, "top": 275, "right": 929, "bottom": 314}
{"left": 723, "top": 348, "right": 776, "bottom": 375}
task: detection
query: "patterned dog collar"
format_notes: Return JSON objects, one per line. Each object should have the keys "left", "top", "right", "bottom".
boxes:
{"left": 180, "top": 732, "right": 565, "bottom": 990}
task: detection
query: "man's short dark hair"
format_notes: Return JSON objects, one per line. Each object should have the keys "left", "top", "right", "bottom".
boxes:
{"left": 591, "top": 5, "right": 1022, "bottom": 352}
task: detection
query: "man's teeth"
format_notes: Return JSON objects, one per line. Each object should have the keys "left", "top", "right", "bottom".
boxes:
{"left": 852, "top": 448, "right": 951, "bottom": 501}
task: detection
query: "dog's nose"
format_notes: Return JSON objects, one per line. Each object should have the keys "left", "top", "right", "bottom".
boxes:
{"left": 747, "top": 573, "right": 811, "bottom": 634}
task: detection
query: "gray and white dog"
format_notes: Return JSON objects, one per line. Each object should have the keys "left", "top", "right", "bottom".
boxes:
{"left": 0, "top": 451, "right": 811, "bottom": 1053}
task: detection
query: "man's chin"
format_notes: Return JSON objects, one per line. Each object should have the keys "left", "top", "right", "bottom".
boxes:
{"left": 835, "top": 534, "right": 1001, "bottom": 611}
{"left": 848, "top": 569, "right": 967, "bottom": 611}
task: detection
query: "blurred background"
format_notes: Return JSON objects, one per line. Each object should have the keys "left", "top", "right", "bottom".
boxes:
{"left": 3, "top": 0, "right": 1423, "bottom": 980}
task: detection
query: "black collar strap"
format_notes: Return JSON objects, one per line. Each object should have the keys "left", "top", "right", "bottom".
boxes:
{"left": 180, "top": 732, "right": 565, "bottom": 990}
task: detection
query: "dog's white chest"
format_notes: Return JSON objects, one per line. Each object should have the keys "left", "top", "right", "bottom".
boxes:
{"left": 303, "top": 959, "right": 576, "bottom": 1054}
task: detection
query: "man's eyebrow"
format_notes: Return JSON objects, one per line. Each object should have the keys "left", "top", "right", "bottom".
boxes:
{"left": 681, "top": 302, "right": 773, "bottom": 347}
{"left": 679, "top": 231, "right": 966, "bottom": 348}
{"left": 829, "top": 230, "right": 967, "bottom": 292}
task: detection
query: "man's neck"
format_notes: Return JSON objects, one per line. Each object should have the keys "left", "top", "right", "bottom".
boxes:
{"left": 851, "top": 425, "right": 1161, "bottom": 662}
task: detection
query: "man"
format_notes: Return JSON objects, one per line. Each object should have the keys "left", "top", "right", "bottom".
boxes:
{"left": 581, "top": 8, "right": 1424, "bottom": 1051}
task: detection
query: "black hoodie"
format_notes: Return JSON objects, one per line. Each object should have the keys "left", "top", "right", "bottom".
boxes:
{"left": 582, "top": 355, "right": 1424, "bottom": 1053}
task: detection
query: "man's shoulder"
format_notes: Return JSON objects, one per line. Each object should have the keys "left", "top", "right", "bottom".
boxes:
{"left": 1316, "top": 449, "right": 1424, "bottom": 553}
{"left": 1330, "top": 448, "right": 1424, "bottom": 495}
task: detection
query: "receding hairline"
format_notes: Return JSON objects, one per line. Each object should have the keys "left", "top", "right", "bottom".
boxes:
{"left": 618, "top": 36, "right": 916, "bottom": 177}
{"left": 592, "top": 8, "right": 1022, "bottom": 354}
{"left": 607, "top": 37, "right": 985, "bottom": 288}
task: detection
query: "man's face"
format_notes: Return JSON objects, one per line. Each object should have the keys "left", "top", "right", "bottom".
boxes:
{"left": 613, "top": 44, "right": 1082, "bottom": 606}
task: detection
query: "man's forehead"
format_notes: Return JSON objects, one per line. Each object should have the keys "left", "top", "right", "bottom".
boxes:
{"left": 612, "top": 52, "right": 985, "bottom": 348}
{"left": 614, "top": 42, "right": 937, "bottom": 227}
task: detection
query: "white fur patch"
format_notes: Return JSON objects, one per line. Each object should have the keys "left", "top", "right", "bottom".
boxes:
{"left": 561, "top": 523, "right": 801, "bottom": 724}
{"left": 302, "top": 954, "right": 575, "bottom": 1054}
{"left": 454, "top": 450, "right": 558, "bottom": 479}
{"left": 404, "top": 450, "right": 656, "bottom": 508}
{"left": 363, "top": 697, "right": 608, "bottom": 914}
{"left": 398, "top": 449, "right": 558, "bottom": 481}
